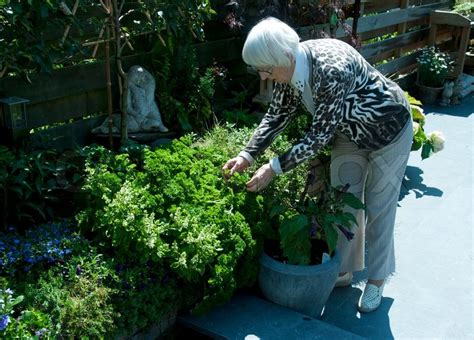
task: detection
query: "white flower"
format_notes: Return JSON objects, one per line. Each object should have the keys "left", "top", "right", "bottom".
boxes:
{"left": 429, "top": 131, "right": 445, "bottom": 153}
{"left": 412, "top": 121, "right": 420, "bottom": 135}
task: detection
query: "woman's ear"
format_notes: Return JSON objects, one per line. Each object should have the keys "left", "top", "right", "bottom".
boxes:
{"left": 285, "top": 51, "right": 295, "bottom": 65}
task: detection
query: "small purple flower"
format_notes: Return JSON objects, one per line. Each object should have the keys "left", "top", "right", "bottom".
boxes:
{"left": 76, "top": 265, "right": 82, "bottom": 276}
{"left": 0, "top": 314, "right": 10, "bottom": 331}
{"left": 337, "top": 225, "right": 355, "bottom": 241}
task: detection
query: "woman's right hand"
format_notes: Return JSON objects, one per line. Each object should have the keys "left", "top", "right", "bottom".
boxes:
{"left": 222, "top": 156, "right": 250, "bottom": 179}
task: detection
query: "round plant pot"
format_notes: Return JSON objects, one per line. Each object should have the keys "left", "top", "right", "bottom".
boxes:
{"left": 258, "top": 250, "right": 340, "bottom": 319}
{"left": 416, "top": 82, "right": 443, "bottom": 105}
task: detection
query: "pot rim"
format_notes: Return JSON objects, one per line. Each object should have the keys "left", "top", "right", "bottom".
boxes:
{"left": 259, "top": 251, "right": 340, "bottom": 276}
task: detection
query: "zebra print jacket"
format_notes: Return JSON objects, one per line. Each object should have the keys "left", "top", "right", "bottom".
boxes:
{"left": 238, "top": 38, "right": 411, "bottom": 174}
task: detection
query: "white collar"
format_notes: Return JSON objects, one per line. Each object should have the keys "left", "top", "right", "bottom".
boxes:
{"left": 291, "top": 44, "right": 309, "bottom": 93}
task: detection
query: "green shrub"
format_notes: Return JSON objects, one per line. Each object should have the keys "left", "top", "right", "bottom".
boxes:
{"left": 77, "top": 132, "right": 267, "bottom": 313}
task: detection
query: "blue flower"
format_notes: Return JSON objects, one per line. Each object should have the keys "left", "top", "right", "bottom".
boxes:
{"left": 0, "top": 314, "right": 10, "bottom": 331}
{"left": 35, "top": 328, "right": 48, "bottom": 337}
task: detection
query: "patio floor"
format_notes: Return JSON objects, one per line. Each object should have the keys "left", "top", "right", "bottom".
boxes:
{"left": 176, "top": 93, "right": 473, "bottom": 340}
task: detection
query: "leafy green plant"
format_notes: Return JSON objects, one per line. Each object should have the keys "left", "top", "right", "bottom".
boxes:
{"left": 1, "top": 220, "right": 181, "bottom": 337}
{"left": 261, "top": 152, "right": 364, "bottom": 265}
{"left": 0, "top": 285, "right": 55, "bottom": 338}
{"left": 222, "top": 87, "right": 260, "bottom": 127}
{"left": 453, "top": 1, "right": 474, "bottom": 17}
{"left": 153, "top": 40, "right": 223, "bottom": 132}
{"left": 0, "top": 0, "right": 89, "bottom": 79}
{"left": 406, "top": 92, "right": 446, "bottom": 159}
{"left": 77, "top": 133, "right": 266, "bottom": 313}
{"left": 416, "top": 46, "right": 453, "bottom": 87}
{"left": 0, "top": 146, "right": 84, "bottom": 230}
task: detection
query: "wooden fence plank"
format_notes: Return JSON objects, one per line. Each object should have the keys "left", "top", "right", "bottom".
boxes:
{"left": 24, "top": 89, "right": 109, "bottom": 130}
{"left": 361, "top": 28, "right": 429, "bottom": 60}
{"left": 336, "top": 0, "right": 451, "bottom": 37}
{"left": 28, "top": 115, "right": 107, "bottom": 150}
{"left": 364, "top": 0, "right": 403, "bottom": 14}
{"left": 376, "top": 52, "right": 420, "bottom": 75}
{"left": 0, "top": 53, "right": 152, "bottom": 104}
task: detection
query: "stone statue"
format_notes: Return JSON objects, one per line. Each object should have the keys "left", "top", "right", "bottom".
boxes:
{"left": 440, "top": 80, "right": 454, "bottom": 106}
{"left": 93, "top": 65, "right": 168, "bottom": 134}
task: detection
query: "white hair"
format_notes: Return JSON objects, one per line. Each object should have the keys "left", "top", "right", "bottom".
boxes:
{"left": 242, "top": 17, "right": 300, "bottom": 68}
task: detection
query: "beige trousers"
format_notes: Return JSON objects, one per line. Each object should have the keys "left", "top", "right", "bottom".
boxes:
{"left": 330, "top": 119, "right": 413, "bottom": 280}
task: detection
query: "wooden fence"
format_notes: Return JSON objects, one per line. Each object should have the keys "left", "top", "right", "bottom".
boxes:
{"left": 0, "top": 0, "right": 457, "bottom": 148}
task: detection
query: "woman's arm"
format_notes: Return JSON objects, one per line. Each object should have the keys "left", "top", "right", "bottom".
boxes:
{"left": 277, "top": 80, "right": 346, "bottom": 173}
{"left": 238, "top": 82, "right": 299, "bottom": 164}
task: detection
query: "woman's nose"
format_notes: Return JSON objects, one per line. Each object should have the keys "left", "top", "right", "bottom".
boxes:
{"left": 259, "top": 72, "right": 269, "bottom": 81}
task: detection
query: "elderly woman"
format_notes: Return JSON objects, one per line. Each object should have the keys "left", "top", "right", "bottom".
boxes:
{"left": 222, "top": 17, "right": 413, "bottom": 313}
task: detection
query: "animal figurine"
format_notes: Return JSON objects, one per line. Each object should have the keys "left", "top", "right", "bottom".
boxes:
{"left": 440, "top": 80, "right": 454, "bottom": 106}
{"left": 451, "top": 77, "right": 463, "bottom": 105}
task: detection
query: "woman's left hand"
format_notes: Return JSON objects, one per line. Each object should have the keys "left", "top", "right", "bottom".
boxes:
{"left": 246, "top": 163, "right": 275, "bottom": 192}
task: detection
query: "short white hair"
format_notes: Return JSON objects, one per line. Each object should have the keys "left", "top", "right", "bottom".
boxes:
{"left": 242, "top": 17, "right": 300, "bottom": 68}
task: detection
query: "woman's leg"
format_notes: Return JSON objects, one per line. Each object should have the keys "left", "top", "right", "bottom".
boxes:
{"left": 330, "top": 132, "right": 369, "bottom": 274}
{"left": 365, "top": 119, "right": 413, "bottom": 281}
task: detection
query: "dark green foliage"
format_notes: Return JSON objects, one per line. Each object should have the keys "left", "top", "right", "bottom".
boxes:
{"left": 0, "top": 146, "right": 84, "bottom": 230}
{"left": 153, "top": 38, "right": 222, "bottom": 132}
{"left": 0, "top": 0, "right": 89, "bottom": 79}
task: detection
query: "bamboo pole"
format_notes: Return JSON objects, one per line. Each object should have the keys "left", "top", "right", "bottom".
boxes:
{"left": 112, "top": 0, "right": 128, "bottom": 145}
{"left": 105, "top": 9, "right": 114, "bottom": 149}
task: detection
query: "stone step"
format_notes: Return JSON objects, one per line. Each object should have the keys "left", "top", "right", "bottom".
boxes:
{"left": 178, "top": 293, "right": 365, "bottom": 340}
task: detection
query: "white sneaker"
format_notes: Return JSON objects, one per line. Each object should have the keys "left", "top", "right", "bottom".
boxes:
{"left": 358, "top": 282, "right": 385, "bottom": 313}
{"left": 334, "top": 272, "right": 353, "bottom": 287}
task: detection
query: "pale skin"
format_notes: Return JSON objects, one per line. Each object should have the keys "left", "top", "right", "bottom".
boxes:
{"left": 222, "top": 60, "right": 383, "bottom": 288}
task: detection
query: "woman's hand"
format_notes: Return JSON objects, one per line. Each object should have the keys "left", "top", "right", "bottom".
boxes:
{"left": 246, "top": 163, "right": 275, "bottom": 192}
{"left": 222, "top": 156, "right": 250, "bottom": 178}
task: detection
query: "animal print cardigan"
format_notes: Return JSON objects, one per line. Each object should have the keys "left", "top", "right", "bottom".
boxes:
{"left": 238, "top": 38, "right": 411, "bottom": 174}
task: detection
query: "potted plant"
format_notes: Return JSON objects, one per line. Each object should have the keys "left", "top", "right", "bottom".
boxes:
{"left": 258, "top": 152, "right": 365, "bottom": 318}
{"left": 416, "top": 46, "right": 452, "bottom": 104}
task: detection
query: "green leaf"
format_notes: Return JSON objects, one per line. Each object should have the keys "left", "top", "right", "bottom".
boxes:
{"left": 421, "top": 142, "right": 433, "bottom": 160}
{"left": 22, "top": 201, "right": 46, "bottom": 219}
{"left": 280, "top": 215, "right": 311, "bottom": 265}
{"left": 322, "top": 223, "right": 339, "bottom": 255}
{"left": 342, "top": 193, "right": 365, "bottom": 210}
{"left": 10, "top": 295, "right": 24, "bottom": 308}
{"left": 269, "top": 204, "right": 286, "bottom": 218}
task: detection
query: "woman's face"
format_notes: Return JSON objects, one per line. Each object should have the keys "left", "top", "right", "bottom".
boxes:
{"left": 257, "top": 62, "right": 295, "bottom": 84}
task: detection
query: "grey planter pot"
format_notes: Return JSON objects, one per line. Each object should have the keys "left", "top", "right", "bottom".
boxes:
{"left": 258, "top": 250, "right": 340, "bottom": 319}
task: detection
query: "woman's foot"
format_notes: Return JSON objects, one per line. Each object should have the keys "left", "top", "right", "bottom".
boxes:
{"left": 335, "top": 272, "right": 353, "bottom": 287}
{"left": 358, "top": 279, "right": 385, "bottom": 313}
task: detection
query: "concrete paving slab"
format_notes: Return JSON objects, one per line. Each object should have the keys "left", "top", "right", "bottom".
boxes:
{"left": 179, "top": 293, "right": 364, "bottom": 340}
